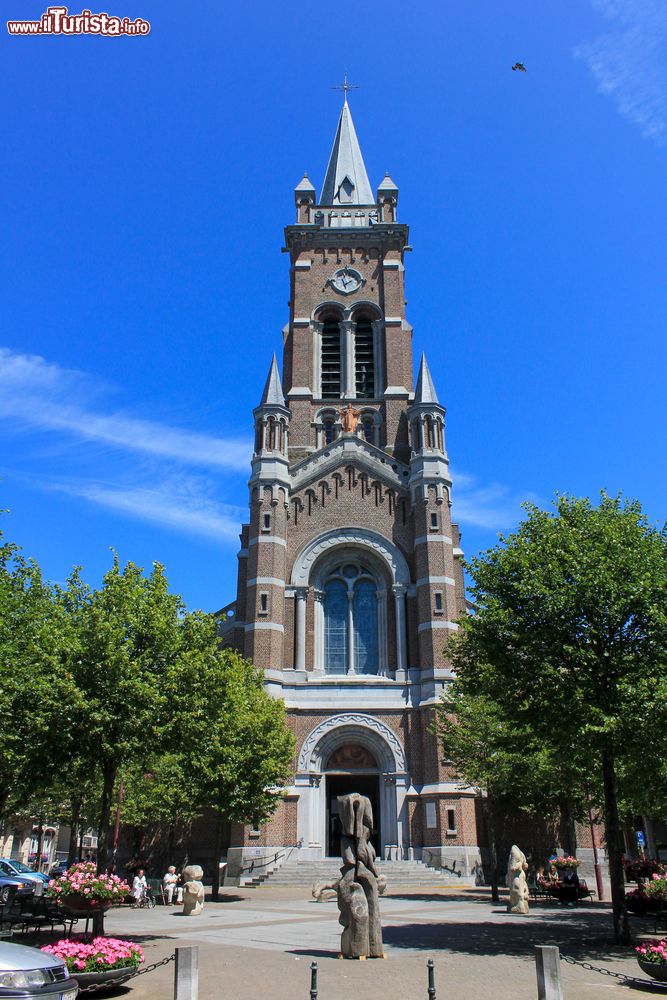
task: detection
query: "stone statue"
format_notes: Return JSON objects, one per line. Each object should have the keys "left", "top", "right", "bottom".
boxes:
{"left": 182, "top": 864, "right": 205, "bottom": 916}
{"left": 336, "top": 793, "right": 384, "bottom": 958}
{"left": 340, "top": 404, "right": 361, "bottom": 434}
{"left": 506, "top": 845, "right": 529, "bottom": 914}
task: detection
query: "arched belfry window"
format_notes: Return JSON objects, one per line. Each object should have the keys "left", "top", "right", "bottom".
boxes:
{"left": 323, "top": 562, "right": 382, "bottom": 675}
{"left": 354, "top": 315, "right": 375, "bottom": 399}
{"left": 321, "top": 315, "right": 342, "bottom": 399}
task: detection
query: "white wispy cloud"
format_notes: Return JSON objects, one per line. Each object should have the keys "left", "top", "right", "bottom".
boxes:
{"left": 14, "top": 469, "right": 247, "bottom": 544}
{"left": 575, "top": 0, "right": 667, "bottom": 145}
{"left": 0, "top": 347, "right": 252, "bottom": 471}
{"left": 453, "top": 471, "right": 540, "bottom": 531}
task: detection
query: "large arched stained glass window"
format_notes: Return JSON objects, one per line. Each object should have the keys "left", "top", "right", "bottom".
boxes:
{"left": 324, "top": 580, "right": 347, "bottom": 675}
{"left": 353, "top": 579, "right": 378, "bottom": 674}
{"left": 323, "top": 563, "right": 382, "bottom": 675}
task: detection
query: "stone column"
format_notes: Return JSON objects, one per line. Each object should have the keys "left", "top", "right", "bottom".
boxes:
{"left": 346, "top": 588, "right": 356, "bottom": 674}
{"left": 295, "top": 587, "right": 308, "bottom": 671}
{"left": 313, "top": 589, "right": 325, "bottom": 674}
{"left": 341, "top": 319, "right": 356, "bottom": 399}
{"left": 309, "top": 774, "right": 322, "bottom": 850}
{"left": 377, "top": 588, "right": 388, "bottom": 675}
{"left": 311, "top": 321, "right": 323, "bottom": 398}
{"left": 393, "top": 584, "right": 407, "bottom": 672}
{"left": 372, "top": 319, "right": 384, "bottom": 398}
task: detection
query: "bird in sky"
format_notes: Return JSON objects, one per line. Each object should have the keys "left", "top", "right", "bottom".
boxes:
{"left": 512, "top": 62, "right": 527, "bottom": 72}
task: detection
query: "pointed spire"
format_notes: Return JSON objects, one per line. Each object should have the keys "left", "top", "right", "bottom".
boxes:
{"left": 260, "top": 355, "right": 285, "bottom": 407}
{"left": 319, "top": 100, "right": 374, "bottom": 206}
{"left": 414, "top": 354, "right": 439, "bottom": 404}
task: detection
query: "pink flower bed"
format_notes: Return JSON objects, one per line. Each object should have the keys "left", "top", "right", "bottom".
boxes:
{"left": 42, "top": 936, "right": 144, "bottom": 973}
{"left": 636, "top": 940, "right": 667, "bottom": 965}
{"left": 46, "top": 862, "right": 129, "bottom": 903}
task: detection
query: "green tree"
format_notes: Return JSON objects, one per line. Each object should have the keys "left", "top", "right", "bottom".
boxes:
{"left": 436, "top": 690, "right": 596, "bottom": 899}
{"left": 169, "top": 632, "right": 295, "bottom": 899}
{"left": 447, "top": 494, "right": 667, "bottom": 944}
{"left": 62, "top": 557, "right": 184, "bottom": 874}
{"left": 0, "top": 527, "right": 76, "bottom": 823}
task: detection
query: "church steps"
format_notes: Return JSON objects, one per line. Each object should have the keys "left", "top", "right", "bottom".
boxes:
{"left": 241, "top": 858, "right": 474, "bottom": 888}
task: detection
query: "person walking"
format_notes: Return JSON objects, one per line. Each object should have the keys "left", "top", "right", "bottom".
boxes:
{"left": 132, "top": 869, "right": 147, "bottom": 907}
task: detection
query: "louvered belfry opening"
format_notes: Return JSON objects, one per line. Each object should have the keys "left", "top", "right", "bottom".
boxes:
{"left": 321, "top": 315, "right": 342, "bottom": 399}
{"left": 354, "top": 315, "right": 375, "bottom": 398}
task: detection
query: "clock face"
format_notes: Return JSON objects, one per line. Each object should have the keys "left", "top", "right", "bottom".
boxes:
{"left": 330, "top": 266, "right": 364, "bottom": 295}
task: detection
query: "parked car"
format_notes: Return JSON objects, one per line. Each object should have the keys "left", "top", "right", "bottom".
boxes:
{"left": 0, "top": 877, "right": 34, "bottom": 905}
{"left": 0, "top": 942, "right": 77, "bottom": 1000}
{"left": 0, "top": 863, "right": 49, "bottom": 888}
{"left": 47, "top": 862, "right": 68, "bottom": 879}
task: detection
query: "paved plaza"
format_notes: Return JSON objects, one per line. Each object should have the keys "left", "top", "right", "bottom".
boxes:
{"left": 96, "top": 886, "right": 660, "bottom": 999}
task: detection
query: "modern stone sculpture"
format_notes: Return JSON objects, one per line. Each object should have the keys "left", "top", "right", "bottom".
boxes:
{"left": 182, "top": 864, "right": 205, "bottom": 916}
{"left": 506, "top": 845, "right": 529, "bottom": 914}
{"left": 336, "top": 793, "right": 384, "bottom": 958}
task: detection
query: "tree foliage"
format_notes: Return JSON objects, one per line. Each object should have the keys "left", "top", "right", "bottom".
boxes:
{"left": 442, "top": 494, "right": 667, "bottom": 943}
{"left": 0, "top": 527, "right": 77, "bottom": 821}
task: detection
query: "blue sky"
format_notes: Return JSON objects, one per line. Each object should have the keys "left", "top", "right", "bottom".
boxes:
{"left": 1, "top": 0, "right": 666, "bottom": 610}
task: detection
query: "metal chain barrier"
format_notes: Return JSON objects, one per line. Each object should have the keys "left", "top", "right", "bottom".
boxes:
{"left": 77, "top": 953, "right": 175, "bottom": 994}
{"left": 560, "top": 952, "right": 667, "bottom": 989}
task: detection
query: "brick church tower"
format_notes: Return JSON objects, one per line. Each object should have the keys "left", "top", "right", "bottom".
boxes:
{"left": 221, "top": 98, "right": 482, "bottom": 879}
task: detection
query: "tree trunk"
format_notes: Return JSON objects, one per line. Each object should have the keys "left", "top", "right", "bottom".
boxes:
{"left": 211, "top": 813, "right": 224, "bottom": 902}
{"left": 559, "top": 800, "right": 577, "bottom": 858}
{"left": 484, "top": 796, "right": 500, "bottom": 903}
{"left": 94, "top": 766, "right": 116, "bottom": 938}
{"left": 602, "top": 746, "right": 630, "bottom": 945}
{"left": 67, "top": 798, "right": 82, "bottom": 868}
{"left": 97, "top": 765, "right": 116, "bottom": 874}
{"left": 132, "top": 826, "right": 144, "bottom": 860}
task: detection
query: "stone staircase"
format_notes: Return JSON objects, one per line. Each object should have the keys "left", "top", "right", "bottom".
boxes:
{"left": 241, "top": 857, "right": 474, "bottom": 889}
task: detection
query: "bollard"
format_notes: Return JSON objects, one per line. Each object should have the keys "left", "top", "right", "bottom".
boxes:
{"left": 310, "top": 961, "right": 318, "bottom": 1000}
{"left": 427, "top": 959, "right": 436, "bottom": 1000}
{"left": 174, "top": 946, "right": 199, "bottom": 1000}
{"left": 534, "top": 946, "right": 563, "bottom": 1000}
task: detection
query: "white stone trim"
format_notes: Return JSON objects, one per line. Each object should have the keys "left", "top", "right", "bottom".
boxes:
{"left": 414, "top": 535, "right": 453, "bottom": 546}
{"left": 290, "top": 527, "right": 411, "bottom": 587}
{"left": 384, "top": 317, "right": 402, "bottom": 324}
{"left": 382, "top": 260, "right": 401, "bottom": 269}
{"left": 294, "top": 261, "right": 312, "bottom": 270}
{"left": 417, "top": 782, "right": 480, "bottom": 796}
{"left": 416, "top": 576, "right": 455, "bottom": 588}
{"left": 453, "top": 547, "right": 464, "bottom": 557}
{"left": 244, "top": 622, "right": 285, "bottom": 632}
{"left": 297, "top": 713, "right": 407, "bottom": 773}
{"left": 248, "top": 535, "right": 287, "bottom": 547}
{"left": 418, "top": 621, "right": 458, "bottom": 632}
{"left": 293, "top": 317, "right": 311, "bottom": 325}
{"left": 247, "top": 577, "right": 286, "bottom": 588}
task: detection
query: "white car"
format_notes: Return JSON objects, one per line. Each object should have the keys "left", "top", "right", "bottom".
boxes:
{"left": 0, "top": 942, "right": 77, "bottom": 1000}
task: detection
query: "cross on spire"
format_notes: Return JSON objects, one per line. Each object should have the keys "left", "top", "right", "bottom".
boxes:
{"left": 332, "top": 72, "right": 359, "bottom": 103}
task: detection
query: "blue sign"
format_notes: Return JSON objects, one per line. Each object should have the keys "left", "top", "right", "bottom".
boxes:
{"left": 636, "top": 831, "right": 646, "bottom": 847}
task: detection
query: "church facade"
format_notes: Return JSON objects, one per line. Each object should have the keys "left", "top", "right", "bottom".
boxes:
{"left": 220, "top": 99, "right": 483, "bottom": 878}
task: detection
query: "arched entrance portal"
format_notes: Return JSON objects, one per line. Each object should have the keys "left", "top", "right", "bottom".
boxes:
{"left": 325, "top": 744, "right": 380, "bottom": 857}
{"left": 295, "top": 713, "right": 410, "bottom": 860}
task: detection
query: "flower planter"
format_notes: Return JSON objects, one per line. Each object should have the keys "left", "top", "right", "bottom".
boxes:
{"left": 72, "top": 967, "right": 135, "bottom": 989}
{"left": 61, "top": 896, "right": 113, "bottom": 914}
{"left": 638, "top": 958, "right": 667, "bottom": 982}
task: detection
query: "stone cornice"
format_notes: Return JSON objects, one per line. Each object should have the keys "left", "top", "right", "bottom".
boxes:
{"left": 288, "top": 434, "right": 410, "bottom": 493}
{"left": 284, "top": 223, "right": 409, "bottom": 253}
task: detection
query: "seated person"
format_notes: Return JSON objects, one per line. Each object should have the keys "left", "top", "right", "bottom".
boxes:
{"left": 558, "top": 869, "right": 580, "bottom": 905}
